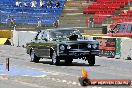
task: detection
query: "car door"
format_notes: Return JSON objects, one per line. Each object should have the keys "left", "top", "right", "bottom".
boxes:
{"left": 35, "top": 31, "right": 51, "bottom": 58}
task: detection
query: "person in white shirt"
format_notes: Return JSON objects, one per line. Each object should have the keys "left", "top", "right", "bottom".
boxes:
{"left": 16, "top": 0, "right": 21, "bottom": 7}
{"left": 40, "top": 0, "right": 45, "bottom": 7}
{"left": 31, "top": 0, "right": 37, "bottom": 7}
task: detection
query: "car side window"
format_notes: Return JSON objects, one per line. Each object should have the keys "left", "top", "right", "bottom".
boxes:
{"left": 41, "top": 31, "right": 49, "bottom": 41}
{"left": 127, "top": 24, "right": 132, "bottom": 33}
{"left": 118, "top": 24, "right": 126, "bottom": 33}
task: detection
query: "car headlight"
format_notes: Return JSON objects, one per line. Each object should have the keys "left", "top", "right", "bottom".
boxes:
{"left": 59, "top": 45, "right": 65, "bottom": 50}
{"left": 87, "top": 44, "right": 91, "bottom": 48}
{"left": 92, "top": 44, "right": 97, "bottom": 49}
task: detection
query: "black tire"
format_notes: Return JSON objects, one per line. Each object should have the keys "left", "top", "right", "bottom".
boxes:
{"left": 65, "top": 58, "right": 73, "bottom": 64}
{"left": 51, "top": 51, "right": 60, "bottom": 65}
{"left": 30, "top": 50, "right": 40, "bottom": 63}
{"left": 86, "top": 55, "right": 95, "bottom": 66}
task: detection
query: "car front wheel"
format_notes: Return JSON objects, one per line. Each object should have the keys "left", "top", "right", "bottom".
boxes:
{"left": 65, "top": 58, "right": 73, "bottom": 64}
{"left": 51, "top": 51, "right": 60, "bottom": 65}
{"left": 30, "top": 50, "right": 40, "bottom": 63}
{"left": 86, "top": 55, "right": 95, "bottom": 66}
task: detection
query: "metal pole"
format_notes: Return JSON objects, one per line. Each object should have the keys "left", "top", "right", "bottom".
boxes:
{"left": 6, "top": 58, "right": 9, "bottom": 71}
{"left": 12, "top": 26, "right": 16, "bottom": 46}
{"left": 17, "top": 31, "right": 19, "bottom": 47}
{"left": 11, "top": 29, "right": 13, "bottom": 46}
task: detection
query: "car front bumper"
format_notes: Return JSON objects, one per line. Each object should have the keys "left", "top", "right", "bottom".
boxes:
{"left": 59, "top": 50, "right": 100, "bottom": 57}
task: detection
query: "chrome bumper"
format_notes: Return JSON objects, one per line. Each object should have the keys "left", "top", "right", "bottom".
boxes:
{"left": 59, "top": 50, "right": 100, "bottom": 56}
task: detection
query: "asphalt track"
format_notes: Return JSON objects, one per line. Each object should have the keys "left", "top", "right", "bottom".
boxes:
{"left": 0, "top": 45, "right": 132, "bottom": 88}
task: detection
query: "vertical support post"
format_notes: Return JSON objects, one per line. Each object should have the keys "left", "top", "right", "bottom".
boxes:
{"left": 6, "top": 58, "right": 9, "bottom": 71}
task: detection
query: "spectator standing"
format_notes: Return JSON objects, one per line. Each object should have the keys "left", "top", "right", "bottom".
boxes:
{"left": 31, "top": 0, "right": 37, "bottom": 7}
{"left": 8, "top": 18, "right": 16, "bottom": 27}
{"left": 54, "top": 20, "right": 59, "bottom": 28}
{"left": 16, "top": 0, "right": 21, "bottom": 7}
{"left": 55, "top": 0, "right": 60, "bottom": 8}
{"left": 89, "top": 17, "right": 94, "bottom": 28}
{"left": 37, "top": 18, "right": 41, "bottom": 27}
{"left": 40, "top": 0, "right": 45, "bottom": 8}
{"left": 47, "top": 0, "right": 52, "bottom": 8}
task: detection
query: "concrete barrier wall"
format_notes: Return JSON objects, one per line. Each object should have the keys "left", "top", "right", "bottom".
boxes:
{"left": 13, "top": 31, "right": 37, "bottom": 47}
{"left": 120, "top": 38, "right": 132, "bottom": 60}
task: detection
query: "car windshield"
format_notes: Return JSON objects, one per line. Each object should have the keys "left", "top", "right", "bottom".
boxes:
{"left": 112, "top": 23, "right": 126, "bottom": 33}
{"left": 49, "top": 29, "right": 81, "bottom": 40}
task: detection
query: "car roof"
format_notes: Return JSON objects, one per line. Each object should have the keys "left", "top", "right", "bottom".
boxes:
{"left": 41, "top": 28, "right": 78, "bottom": 32}
{"left": 118, "top": 22, "right": 132, "bottom": 24}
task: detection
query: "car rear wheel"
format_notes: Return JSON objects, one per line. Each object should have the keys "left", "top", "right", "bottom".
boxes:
{"left": 51, "top": 51, "right": 60, "bottom": 65}
{"left": 86, "top": 55, "right": 95, "bottom": 66}
{"left": 30, "top": 50, "right": 40, "bottom": 63}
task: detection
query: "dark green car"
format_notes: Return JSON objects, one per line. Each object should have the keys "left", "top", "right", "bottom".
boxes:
{"left": 26, "top": 28, "right": 100, "bottom": 66}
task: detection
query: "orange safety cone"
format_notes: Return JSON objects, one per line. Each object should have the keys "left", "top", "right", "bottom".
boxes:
{"left": 79, "top": 67, "right": 91, "bottom": 86}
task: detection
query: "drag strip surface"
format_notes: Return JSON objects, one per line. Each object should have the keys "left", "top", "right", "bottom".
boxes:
{"left": 0, "top": 45, "right": 132, "bottom": 88}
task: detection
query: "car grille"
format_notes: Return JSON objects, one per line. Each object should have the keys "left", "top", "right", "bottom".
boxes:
{"left": 70, "top": 44, "right": 87, "bottom": 49}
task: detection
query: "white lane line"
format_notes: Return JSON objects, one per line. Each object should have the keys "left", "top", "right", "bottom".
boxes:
{"left": 45, "top": 77, "right": 80, "bottom": 86}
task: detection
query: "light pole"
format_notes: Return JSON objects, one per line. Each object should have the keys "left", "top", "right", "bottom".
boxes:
{"left": 10, "top": 18, "right": 16, "bottom": 46}
{"left": 12, "top": 24, "right": 16, "bottom": 46}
